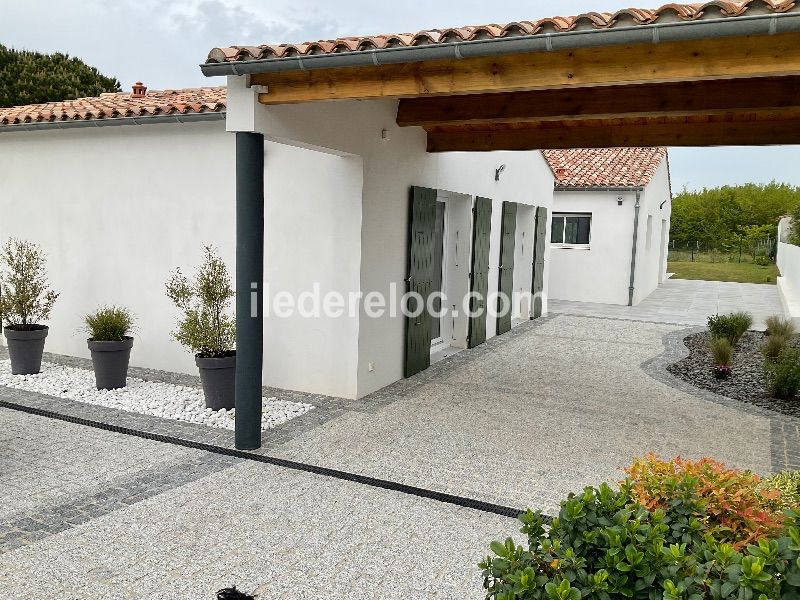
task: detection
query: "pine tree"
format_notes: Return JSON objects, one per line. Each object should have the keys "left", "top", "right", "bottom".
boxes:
{"left": 0, "top": 44, "right": 121, "bottom": 107}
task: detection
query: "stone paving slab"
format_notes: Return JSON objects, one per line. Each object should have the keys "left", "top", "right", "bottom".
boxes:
{"left": 0, "top": 414, "right": 512, "bottom": 599}
{"left": 550, "top": 278, "right": 786, "bottom": 330}
{"left": 1, "top": 312, "right": 798, "bottom": 598}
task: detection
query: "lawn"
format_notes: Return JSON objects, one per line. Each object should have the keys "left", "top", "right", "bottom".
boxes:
{"left": 668, "top": 260, "right": 778, "bottom": 284}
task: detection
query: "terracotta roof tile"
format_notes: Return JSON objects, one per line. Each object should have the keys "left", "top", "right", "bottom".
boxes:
{"left": 205, "top": 0, "right": 797, "bottom": 64}
{"left": 0, "top": 87, "right": 226, "bottom": 127}
{"left": 543, "top": 147, "right": 668, "bottom": 188}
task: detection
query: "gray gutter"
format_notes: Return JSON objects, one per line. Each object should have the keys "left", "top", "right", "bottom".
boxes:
{"left": 0, "top": 111, "right": 225, "bottom": 134}
{"left": 201, "top": 11, "right": 800, "bottom": 77}
{"left": 628, "top": 190, "right": 643, "bottom": 306}
{"left": 555, "top": 185, "right": 644, "bottom": 193}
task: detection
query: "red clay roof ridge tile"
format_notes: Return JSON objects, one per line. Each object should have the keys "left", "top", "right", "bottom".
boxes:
{"left": 205, "top": 0, "right": 797, "bottom": 64}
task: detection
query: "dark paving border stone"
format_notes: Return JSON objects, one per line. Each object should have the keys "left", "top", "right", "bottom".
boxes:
{"left": 642, "top": 327, "right": 800, "bottom": 472}
{"left": 0, "top": 452, "right": 235, "bottom": 554}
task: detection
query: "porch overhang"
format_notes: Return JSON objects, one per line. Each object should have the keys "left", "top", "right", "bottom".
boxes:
{"left": 203, "top": 4, "right": 800, "bottom": 150}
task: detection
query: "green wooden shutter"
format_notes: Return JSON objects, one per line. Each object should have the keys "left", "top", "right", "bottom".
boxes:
{"left": 404, "top": 186, "right": 437, "bottom": 378}
{"left": 497, "top": 201, "right": 517, "bottom": 336}
{"left": 531, "top": 206, "right": 548, "bottom": 319}
{"left": 468, "top": 197, "right": 492, "bottom": 349}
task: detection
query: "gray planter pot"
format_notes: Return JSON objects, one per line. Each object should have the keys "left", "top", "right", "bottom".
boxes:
{"left": 87, "top": 337, "right": 134, "bottom": 390}
{"left": 196, "top": 354, "right": 236, "bottom": 410}
{"left": 3, "top": 325, "right": 48, "bottom": 375}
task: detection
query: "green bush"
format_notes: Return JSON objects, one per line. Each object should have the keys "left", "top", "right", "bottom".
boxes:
{"left": 709, "top": 336, "right": 733, "bottom": 366}
{"left": 765, "top": 348, "right": 800, "bottom": 399}
{"left": 84, "top": 306, "right": 134, "bottom": 342}
{"left": 760, "top": 471, "right": 800, "bottom": 511}
{"left": 165, "top": 246, "right": 235, "bottom": 358}
{"left": 480, "top": 483, "right": 800, "bottom": 600}
{"left": 708, "top": 312, "right": 753, "bottom": 345}
{"left": 755, "top": 255, "right": 771, "bottom": 266}
{"left": 763, "top": 334, "right": 789, "bottom": 362}
{"left": 765, "top": 315, "right": 796, "bottom": 338}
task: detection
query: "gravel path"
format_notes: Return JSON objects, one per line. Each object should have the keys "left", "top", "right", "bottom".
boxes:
{"left": 0, "top": 359, "right": 313, "bottom": 430}
{"left": 269, "top": 315, "right": 773, "bottom": 514}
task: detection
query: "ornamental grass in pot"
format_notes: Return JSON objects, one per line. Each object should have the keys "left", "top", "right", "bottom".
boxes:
{"left": 166, "top": 246, "right": 236, "bottom": 410}
{"left": 84, "top": 306, "right": 135, "bottom": 390}
{"left": 0, "top": 238, "right": 59, "bottom": 375}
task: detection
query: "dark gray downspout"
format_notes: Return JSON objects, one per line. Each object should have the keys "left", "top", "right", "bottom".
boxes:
{"left": 234, "top": 132, "right": 265, "bottom": 450}
{"left": 628, "top": 190, "right": 642, "bottom": 306}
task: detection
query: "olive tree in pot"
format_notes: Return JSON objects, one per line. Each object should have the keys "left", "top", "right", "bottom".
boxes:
{"left": 166, "top": 246, "right": 236, "bottom": 410}
{"left": 84, "top": 306, "right": 135, "bottom": 390}
{"left": 0, "top": 239, "right": 59, "bottom": 375}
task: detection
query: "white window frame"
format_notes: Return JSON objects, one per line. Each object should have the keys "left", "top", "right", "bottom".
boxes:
{"left": 551, "top": 212, "right": 592, "bottom": 249}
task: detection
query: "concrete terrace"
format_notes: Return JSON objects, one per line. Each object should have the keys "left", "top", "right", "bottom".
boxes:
{"left": 550, "top": 278, "right": 785, "bottom": 330}
{"left": 2, "top": 314, "right": 796, "bottom": 598}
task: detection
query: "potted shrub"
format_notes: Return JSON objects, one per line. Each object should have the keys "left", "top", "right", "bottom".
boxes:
{"left": 84, "top": 306, "right": 135, "bottom": 390}
{"left": 166, "top": 246, "right": 236, "bottom": 410}
{"left": 0, "top": 238, "right": 59, "bottom": 375}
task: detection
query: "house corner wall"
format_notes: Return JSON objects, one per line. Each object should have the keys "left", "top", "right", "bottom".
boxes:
{"left": 632, "top": 159, "right": 672, "bottom": 305}
{"left": 548, "top": 191, "right": 635, "bottom": 305}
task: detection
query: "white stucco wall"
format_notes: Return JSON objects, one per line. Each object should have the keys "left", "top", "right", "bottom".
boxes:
{"left": 0, "top": 123, "right": 236, "bottom": 375}
{"left": 547, "top": 158, "right": 671, "bottom": 306}
{"left": 233, "top": 78, "right": 555, "bottom": 397}
{"left": 0, "top": 122, "right": 363, "bottom": 398}
{"left": 777, "top": 241, "right": 800, "bottom": 320}
{"left": 632, "top": 159, "right": 672, "bottom": 305}
{"left": 1, "top": 79, "right": 557, "bottom": 401}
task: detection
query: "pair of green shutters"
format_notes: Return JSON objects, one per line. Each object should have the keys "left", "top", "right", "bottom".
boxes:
{"left": 404, "top": 187, "right": 547, "bottom": 378}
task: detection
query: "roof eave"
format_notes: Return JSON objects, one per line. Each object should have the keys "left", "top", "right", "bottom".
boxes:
{"left": 554, "top": 185, "right": 646, "bottom": 192}
{"left": 201, "top": 11, "right": 800, "bottom": 77}
{"left": 0, "top": 111, "right": 226, "bottom": 134}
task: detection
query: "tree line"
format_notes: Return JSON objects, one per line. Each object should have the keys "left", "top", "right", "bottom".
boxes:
{"left": 670, "top": 182, "right": 800, "bottom": 255}
{"left": 0, "top": 44, "right": 120, "bottom": 108}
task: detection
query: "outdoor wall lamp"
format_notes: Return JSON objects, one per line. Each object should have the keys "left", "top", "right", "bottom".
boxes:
{"left": 618, "top": 196, "right": 624, "bottom": 206}
{"left": 495, "top": 164, "right": 506, "bottom": 181}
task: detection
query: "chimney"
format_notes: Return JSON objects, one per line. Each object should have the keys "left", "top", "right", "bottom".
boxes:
{"left": 131, "top": 82, "right": 147, "bottom": 98}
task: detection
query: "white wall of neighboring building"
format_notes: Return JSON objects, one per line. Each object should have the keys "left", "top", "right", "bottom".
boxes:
{"left": 547, "top": 158, "right": 671, "bottom": 306}
{"left": 632, "top": 159, "right": 672, "bottom": 305}
{"left": 0, "top": 123, "right": 236, "bottom": 377}
{"left": 777, "top": 219, "right": 800, "bottom": 322}
{"left": 0, "top": 122, "right": 364, "bottom": 399}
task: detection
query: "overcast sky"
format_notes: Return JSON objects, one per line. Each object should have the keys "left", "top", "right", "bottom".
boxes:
{"left": 3, "top": 0, "right": 799, "bottom": 191}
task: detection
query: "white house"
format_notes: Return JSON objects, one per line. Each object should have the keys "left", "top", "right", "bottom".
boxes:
{"left": 542, "top": 148, "right": 672, "bottom": 306}
{"left": 0, "top": 84, "right": 555, "bottom": 402}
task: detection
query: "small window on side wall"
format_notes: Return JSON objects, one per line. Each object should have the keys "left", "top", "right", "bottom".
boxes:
{"left": 551, "top": 213, "right": 591, "bottom": 246}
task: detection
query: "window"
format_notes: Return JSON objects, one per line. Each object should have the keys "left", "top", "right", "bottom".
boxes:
{"left": 645, "top": 215, "right": 653, "bottom": 251}
{"left": 551, "top": 213, "right": 591, "bottom": 246}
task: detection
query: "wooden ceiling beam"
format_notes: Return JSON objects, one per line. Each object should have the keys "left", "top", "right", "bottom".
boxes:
{"left": 425, "top": 117, "right": 800, "bottom": 152}
{"left": 397, "top": 77, "right": 800, "bottom": 128}
{"left": 253, "top": 33, "right": 800, "bottom": 105}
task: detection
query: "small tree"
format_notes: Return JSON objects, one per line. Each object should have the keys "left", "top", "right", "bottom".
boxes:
{"left": 166, "top": 246, "right": 235, "bottom": 357}
{"left": 0, "top": 238, "right": 59, "bottom": 329}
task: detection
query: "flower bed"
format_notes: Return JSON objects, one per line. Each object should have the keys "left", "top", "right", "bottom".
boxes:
{"left": 668, "top": 330, "right": 800, "bottom": 417}
{"left": 0, "top": 358, "right": 313, "bottom": 431}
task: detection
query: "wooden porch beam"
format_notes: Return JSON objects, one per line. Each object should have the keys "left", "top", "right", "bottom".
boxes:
{"left": 397, "top": 77, "right": 800, "bottom": 128}
{"left": 425, "top": 117, "right": 800, "bottom": 152}
{"left": 253, "top": 33, "right": 800, "bottom": 105}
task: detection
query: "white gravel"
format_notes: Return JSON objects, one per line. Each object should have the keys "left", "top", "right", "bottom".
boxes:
{"left": 0, "top": 359, "right": 313, "bottom": 431}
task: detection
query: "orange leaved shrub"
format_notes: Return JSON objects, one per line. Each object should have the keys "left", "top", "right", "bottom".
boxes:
{"left": 625, "top": 454, "right": 784, "bottom": 548}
